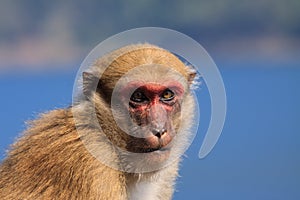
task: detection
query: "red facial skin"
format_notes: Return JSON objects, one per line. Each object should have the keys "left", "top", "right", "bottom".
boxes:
{"left": 121, "top": 81, "right": 185, "bottom": 153}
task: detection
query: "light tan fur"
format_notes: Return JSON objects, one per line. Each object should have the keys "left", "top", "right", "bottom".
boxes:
{"left": 0, "top": 44, "right": 196, "bottom": 200}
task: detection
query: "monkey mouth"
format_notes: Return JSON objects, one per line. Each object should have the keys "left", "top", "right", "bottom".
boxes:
{"left": 126, "top": 132, "right": 173, "bottom": 153}
{"left": 142, "top": 147, "right": 160, "bottom": 153}
{"left": 140, "top": 147, "right": 170, "bottom": 153}
{"left": 142, "top": 136, "right": 172, "bottom": 153}
{"left": 130, "top": 144, "right": 171, "bottom": 154}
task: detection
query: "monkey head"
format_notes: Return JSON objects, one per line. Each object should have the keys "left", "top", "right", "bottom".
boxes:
{"left": 80, "top": 44, "right": 197, "bottom": 172}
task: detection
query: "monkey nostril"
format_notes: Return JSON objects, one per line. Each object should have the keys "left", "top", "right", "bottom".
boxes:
{"left": 153, "top": 129, "right": 167, "bottom": 138}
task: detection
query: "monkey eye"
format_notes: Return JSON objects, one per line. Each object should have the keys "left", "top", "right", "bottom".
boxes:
{"left": 130, "top": 91, "right": 148, "bottom": 103}
{"left": 161, "top": 89, "right": 175, "bottom": 101}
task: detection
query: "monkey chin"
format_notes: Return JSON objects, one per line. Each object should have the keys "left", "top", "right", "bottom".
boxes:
{"left": 120, "top": 131, "right": 176, "bottom": 172}
{"left": 142, "top": 137, "right": 173, "bottom": 163}
{"left": 135, "top": 148, "right": 172, "bottom": 173}
{"left": 145, "top": 148, "right": 171, "bottom": 164}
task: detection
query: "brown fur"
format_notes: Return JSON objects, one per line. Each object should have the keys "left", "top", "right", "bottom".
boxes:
{"left": 0, "top": 109, "right": 126, "bottom": 199}
{"left": 0, "top": 44, "right": 196, "bottom": 200}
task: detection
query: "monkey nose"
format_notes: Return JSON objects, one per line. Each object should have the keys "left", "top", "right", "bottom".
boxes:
{"left": 152, "top": 128, "right": 167, "bottom": 138}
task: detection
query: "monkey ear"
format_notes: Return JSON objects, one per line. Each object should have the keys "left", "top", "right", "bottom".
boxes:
{"left": 82, "top": 72, "right": 99, "bottom": 97}
{"left": 188, "top": 71, "right": 197, "bottom": 84}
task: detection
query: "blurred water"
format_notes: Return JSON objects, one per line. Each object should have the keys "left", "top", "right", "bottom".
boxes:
{"left": 0, "top": 64, "right": 299, "bottom": 199}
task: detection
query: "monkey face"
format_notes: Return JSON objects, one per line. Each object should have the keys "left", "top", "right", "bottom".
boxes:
{"left": 123, "top": 82, "right": 183, "bottom": 154}
{"left": 109, "top": 64, "right": 189, "bottom": 163}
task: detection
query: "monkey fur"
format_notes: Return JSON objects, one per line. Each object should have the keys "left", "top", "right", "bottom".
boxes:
{"left": 0, "top": 44, "right": 197, "bottom": 200}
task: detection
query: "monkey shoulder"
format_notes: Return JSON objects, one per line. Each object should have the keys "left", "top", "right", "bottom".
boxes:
{"left": 0, "top": 108, "right": 103, "bottom": 199}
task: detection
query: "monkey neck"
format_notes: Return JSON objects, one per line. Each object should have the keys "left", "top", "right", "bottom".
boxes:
{"left": 125, "top": 161, "right": 180, "bottom": 200}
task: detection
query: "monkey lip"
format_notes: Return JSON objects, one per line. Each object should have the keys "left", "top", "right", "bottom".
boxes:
{"left": 139, "top": 137, "right": 172, "bottom": 153}
{"left": 130, "top": 139, "right": 172, "bottom": 153}
{"left": 140, "top": 147, "right": 170, "bottom": 153}
{"left": 126, "top": 132, "right": 173, "bottom": 153}
{"left": 143, "top": 147, "right": 160, "bottom": 153}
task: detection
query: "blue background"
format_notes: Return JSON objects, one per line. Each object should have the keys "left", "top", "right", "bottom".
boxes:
{"left": 1, "top": 62, "right": 299, "bottom": 199}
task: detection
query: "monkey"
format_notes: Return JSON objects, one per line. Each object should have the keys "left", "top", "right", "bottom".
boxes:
{"left": 0, "top": 43, "right": 197, "bottom": 200}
